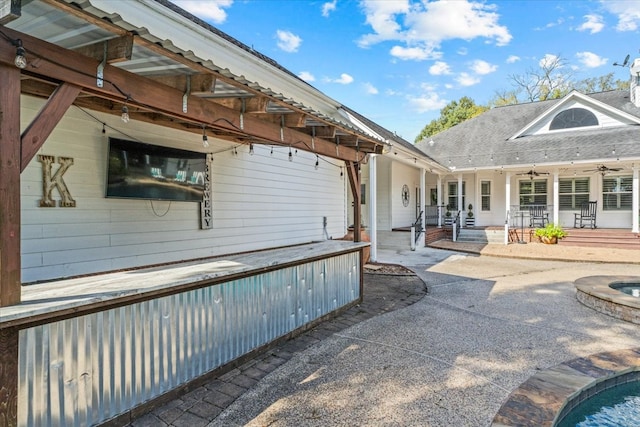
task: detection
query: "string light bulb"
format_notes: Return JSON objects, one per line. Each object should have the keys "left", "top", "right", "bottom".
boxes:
{"left": 102, "top": 123, "right": 106, "bottom": 134}
{"left": 249, "top": 143, "right": 254, "bottom": 155}
{"left": 270, "top": 146, "right": 274, "bottom": 156}
{"left": 202, "top": 126, "right": 209, "bottom": 148}
{"left": 612, "top": 146, "right": 616, "bottom": 155}
{"left": 340, "top": 167, "right": 343, "bottom": 178}
{"left": 315, "top": 155, "right": 319, "bottom": 170}
{"left": 121, "top": 105, "right": 130, "bottom": 123}
{"left": 288, "top": 147, "right": 293, "bottom": 162}
{"left": 13, "top": 39, "right": 26, "bottom": 69}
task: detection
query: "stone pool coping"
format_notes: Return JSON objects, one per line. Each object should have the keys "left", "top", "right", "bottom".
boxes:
{"left": 575, "top": 275, "right": 640, "bottom": 325}
{"left": 491, "top": 347, "right": 640, "bottom": 427}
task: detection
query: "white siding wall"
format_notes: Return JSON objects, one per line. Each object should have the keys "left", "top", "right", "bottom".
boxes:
{"left": 390, "top": 160, "right": 420, "bottom": 229}
{"left": 20, "top": 96, "right": 347, "bottom": 283}
{"left": 376, "top": 157, "right": 391, "bottom": 230}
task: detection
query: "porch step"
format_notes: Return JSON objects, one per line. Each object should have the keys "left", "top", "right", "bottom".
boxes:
{"left": 559, "top": 228, "right": 640, "bottom": 249}
{"left": 455, "top": 228, "right": 504, "bottom": 244}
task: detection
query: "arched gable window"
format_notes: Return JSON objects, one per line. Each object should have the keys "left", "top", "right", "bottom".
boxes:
{"left": 549, "top": 108, "right": 598, "bottom": 130}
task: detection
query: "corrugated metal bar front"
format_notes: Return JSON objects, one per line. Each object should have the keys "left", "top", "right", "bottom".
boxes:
{"left": 17, "top": 251, "right": 360, "bottom": 427}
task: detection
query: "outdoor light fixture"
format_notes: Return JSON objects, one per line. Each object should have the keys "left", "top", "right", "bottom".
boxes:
{"left": 13, "top": 39, "right": 26, "bottom": 69}
{"left": 202, "top": 126, "right": 209, "bottom": 148}
{"left": 121, "top": 105, "right": 130, "bottom": 123}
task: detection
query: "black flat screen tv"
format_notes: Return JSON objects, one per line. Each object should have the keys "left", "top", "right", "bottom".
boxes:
{"left": 106, "top": 138, "right": 207, "bottom": 202}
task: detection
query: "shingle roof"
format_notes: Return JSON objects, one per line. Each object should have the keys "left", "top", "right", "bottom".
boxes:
{"left": 415, "top": 90, "right": 640, "bottom": 170}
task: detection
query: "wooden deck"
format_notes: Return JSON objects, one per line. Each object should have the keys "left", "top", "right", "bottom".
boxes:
{"left": 502, "top": 226, "right": 640, "bottom": 249}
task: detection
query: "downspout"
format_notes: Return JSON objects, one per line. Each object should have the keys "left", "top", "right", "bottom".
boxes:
{"left": 633, "top": 164, "right": 639, "bottom": 233}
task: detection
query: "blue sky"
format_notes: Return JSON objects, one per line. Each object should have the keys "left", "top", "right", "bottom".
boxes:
{"left": 172, "top": 0, "right": 640, "bottom": 141}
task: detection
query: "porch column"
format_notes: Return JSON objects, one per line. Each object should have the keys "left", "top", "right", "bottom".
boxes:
{"left": 369, "top": 154, "right": 378, "bottom": 262}
{"left": 458, "top": 173, "right": 463, "bottom": 227}
{"left": 0, "top": 63, "right": 21, "bottom": 427}
{"left": 420, "top": 167, "right": 426, "bottom": 244}
{"left": 633, "top": 164, "right": 639, "bottom": 233}
{"left": 553, "top": 170, "right": 559, "bottom": 225}
{"left": 505, "top": 172, "right": 511, "bottom": 245}
{"left": 437, "top": 175, "right": 442, "bottom": 227}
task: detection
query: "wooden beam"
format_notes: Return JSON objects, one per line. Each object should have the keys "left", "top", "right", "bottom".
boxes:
{"left": 0, "top": 0, "right": 20, "bottom": 25}
{"left": 346, "top": 161, "right": 361, "bottom": 243}
{"left": 0, "top": 63, "right": 22, "bottom": 307}
{"left": 0, "top": 27, "right": 366, "bottom": 162}
{"left": 21, "top": 82, "right": 81, "bottom": 172}
{"left": 73, "top": 35, "right": 134, "bottom": 64}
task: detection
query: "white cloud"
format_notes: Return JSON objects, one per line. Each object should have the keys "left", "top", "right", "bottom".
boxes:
{"left": 358, "top": 0, "right": 511, "bottom": 61}
{"left": 390, "top": 45, "right": 440, "bottom": 61}
{"left": 408, "top": 93, "right": 448, "bottom": 113}
{"left": 172, "top": 0, "right": 233, "bottom": 24}
{"left": 506, "top": 55, "right": 520, "bottom": 64}
{"left": 600, "top": 0, "right": 640, "bottom": 31}
{"left": 363, "top": 82, "right": 379, "bottom": 94}
{"left": 578, "top": 14, "right": 604, "bottom": 34}
{"left": 535, "top": 18, "right": 564, "bottom": 30}
{"left": 470, "top": 59, "right": 497, "bottom": 75}
{"left": 325, "top": 73, "right": 354, "bottom": 84}
{"left": 576, "top": 51, "right": 608, "bottom": 68}
{"left": 456, "top": 72, "right": 480, "bottom": 86}
{"left": 539, "top": 53, "right": 560, "bottom": 68}
{"left": 276, "top": 30, "right": 302, "bottom": 53}
{"left": 322, "top": 0, "right": 337, "bottom": 17}
{"left": 298, "top": 71, "right": 315, "bottom": 82}
{"left": 429, "top": 61, "right": 452, "bottom": 75}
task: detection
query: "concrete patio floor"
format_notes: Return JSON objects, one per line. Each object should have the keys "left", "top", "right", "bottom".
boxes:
{"left": 207, "top": 244, "right": 640, "bottom": 426}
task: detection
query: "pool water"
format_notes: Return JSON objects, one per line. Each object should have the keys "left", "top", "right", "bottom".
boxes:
{"left": 616, "top": 286, "right": 640, "bottom": 297}
{"left": 556, "top": 380, "right": 640, "bottom": 426}
{"left": 609, "top": 282, "right": 640, "bottom": 297}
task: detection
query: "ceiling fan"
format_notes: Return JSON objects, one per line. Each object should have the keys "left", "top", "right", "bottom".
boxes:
{"left": 517, "top": 170, "right": 550, "bottom": 179}
{"left": 583, "top": 165, "right": 623, "bottom": 175}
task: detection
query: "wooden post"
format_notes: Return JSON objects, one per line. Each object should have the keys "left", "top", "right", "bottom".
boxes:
{"left": 0, "top": 64, "right": 22, "bottom": 307}
{"left": 345, "top": 161, "right": 365, "bottom": 302}
{"left": 0, "top": 63, "right": 21, "bottom": 427}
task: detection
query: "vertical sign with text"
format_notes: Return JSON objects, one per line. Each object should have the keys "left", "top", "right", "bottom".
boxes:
{"left": 200, "top": 154, "right": 212, "bottom": 229}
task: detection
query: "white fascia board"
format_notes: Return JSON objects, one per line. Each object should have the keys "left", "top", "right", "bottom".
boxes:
{"left": 385, "top": 145, "right": 445, "bottom": 171}
{"left": 509, "top": 90, "right": 640, "bottom": 140}
{"left": 83, "top": 0, "right": 343, "bottom": 119}
{"left": 337, "top": 108, "right": 386, "bottom": 143}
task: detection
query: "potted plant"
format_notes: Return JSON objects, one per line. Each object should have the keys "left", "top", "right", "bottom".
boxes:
{"left": 444, "top": 204, "right": 452, "bottom": 225}
{"left": 534, "top": 223, "right": 567, "bottom": 244}
{"left": 465, "top": 204, "right": 475, "bottom": 227}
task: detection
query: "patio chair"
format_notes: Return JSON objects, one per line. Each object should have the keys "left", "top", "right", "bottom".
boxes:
{"left": 574, "top": 201, "right": 597, "bottom": 229}
{"left": 528, "top": 205, "right": 549, "bottom": 228}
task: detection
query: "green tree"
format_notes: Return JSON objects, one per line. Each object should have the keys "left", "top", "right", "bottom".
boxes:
{"left": 574, "top": 72, "right": 629, "bottom": 93}
{"left": 414, "top": 97, "right": 488, "bottom": 142}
